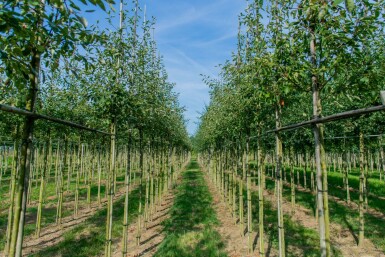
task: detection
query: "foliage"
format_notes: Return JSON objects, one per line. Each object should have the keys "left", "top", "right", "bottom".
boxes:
{"left": 195, "top": 0, "right": 385, "bottom": 154}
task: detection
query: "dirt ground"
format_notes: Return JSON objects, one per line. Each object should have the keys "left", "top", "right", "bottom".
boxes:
{"left": 4, "top": 160, "right": 385, "bottom": 257}
{"left": 201, "top": 163, "right": 385, "bottom": 257}
{"left": 112, "top": 191, "right": 176, "bottom": 257}
{"left": 112, "top": 162, "right": 189, "bottom": 257}
{"left": 204, "top": 172, "right": 277, "bottom": 257}
{"left": 264, "top": 181, "right": 385, "bottom": 257}
{"left": 17, "top": 183, "right": 132, "bottom": 257}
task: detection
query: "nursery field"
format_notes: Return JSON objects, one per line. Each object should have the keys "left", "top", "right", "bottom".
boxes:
{"left": 2, "top": 0, "right": 385, "bottom": 256}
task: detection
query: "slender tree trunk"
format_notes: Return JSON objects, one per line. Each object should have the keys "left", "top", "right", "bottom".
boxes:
{"left": 74, "top": 143, "right": 82, "bottom": 217}
{"left": 239, "top": 175, "right": 244, "bottom": 236}
{"left": 5, "top": 138, "right": 19, "bottom": 256}
{"left": 344, "top": 152, "right": 350, "bottom": 204}
{"left": 358, "top": 132, "right": 365, "bottom": 246}
{"left": 380, "top": 143, "right": 384, "bottom": 181}
{"left": 275, "top": 105, "right": 285, "bottom": 257}
{"left": 290, "top": 163, "right": 295, "bottom": 211}
{"left": 310, "top": 157, "right": 314, "bottom": 192}
{"left": 86, "top": 145, "right": 94, "bottom": 209}
{"left": 122, "top": 134, "right": 131, "bottom": 256}
{"left": 310, "top": 24, "right": 330, "bottom": 257}
{"left": 66, "top": 145, "right": 72, "bottom": 191}
{"left": 258, "top": 140, "right": 265, "bottom": 257}
{"left": 105, "top": 121, "right": 116, "bottom": 257}
{"left": 136, "top": 129, "right": 144, "bottom": 246}
{"left": 57, "top": 138, "right": 68, "bottom": 225}
{"left": 247, "top": 169, "right": 252, "bottom": 253}
{"left": 304, "top": 151, "right": 307, "bottom": 189}
{"left": 36, "top": 138, "right": 50, "bottom": 237}
{"left": 364, "top": 151, "right": 369, "bottom": 209}
{"left": 54, "top": 143, "right": 60, "bottom": 196}
{"left": 144, "top": 154, "right": 150, "bottom": 229}
{"left": 232, "top": 160, "right": 237, "bottom": 223}
{"left": 10, "top": 18, "right": 44, "bottom": 255}
{"left": 98, "top": 147, "right": 102, "bottom": 206}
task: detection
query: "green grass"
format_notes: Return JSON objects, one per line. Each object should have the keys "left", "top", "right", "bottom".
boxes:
{"left": 0, "top": 213, "right": 8, "bottom": 249}
{"left": 30, "top": 185, "right": 143, "bottom": 257}
{"left": 256, "top": 162, "right": 385, "bottom": 213}
{"left": 0, "top": 171, "right": 127, "bottom": 251}
{"left": 232, "top": 179, "right": 340, "bottom": 256}
{"left": 264, "top": 173, "right": 385, "bottom": 253}
{"left": 1, "top": 169, "right": 128, "bottom": 209}
{"left": 249, "top": 191, "right": 327, "bottom": 257}
{"left": 154, "top": 159, "right": 227, "bottom": 257}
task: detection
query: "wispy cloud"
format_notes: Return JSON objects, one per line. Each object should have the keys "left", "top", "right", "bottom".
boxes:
{"left": 87, "top": 0, "right": 245, "bottom": 135}
{"left": 189, "top": 31, "right": 238, "bottom": 48}
{"left": 141, "top": 0, "right": 245, "bottom": 134}
{"left": 153, "top": 0, "right": 240, "bottom": 32}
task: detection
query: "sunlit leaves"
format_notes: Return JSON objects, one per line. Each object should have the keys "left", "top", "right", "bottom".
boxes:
{"left": 334, "top": 0, "right": 344, "bottom": 6}
{"left": 345, "top": 0, "right": 355, "bottom": 13}
{"left": 195, "top": 0, "right": 385, "bottom": 153}
{"left": 1, "top": 0, "right": 189, "bottom": 149}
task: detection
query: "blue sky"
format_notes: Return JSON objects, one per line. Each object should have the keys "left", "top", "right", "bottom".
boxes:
{"left": 83, "top": 0, "right": 246, "bottom": 135}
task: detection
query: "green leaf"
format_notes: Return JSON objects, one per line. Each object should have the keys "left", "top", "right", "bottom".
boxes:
{"left": 69, "top": 2, "right": 81, "bottom": 11}
{"left": 333, "top": 0, "right": 343, "bottom": 5}
{"left": 95, "top": 0, "right": 106, "bottom": 11}
{"left": 37, "top": 45, "right": 45, "bottom": 53}
{"left": 318, "top": 7, "right": 327, "bottom": 20}
{"left": 360, "top": 77, "right": 369, "bottom": 84}
{"left": 76, "top": 16, "right": 88, "bottom": 27}
{"left": 345, "top": 0, "right": 355, "bottom": 13}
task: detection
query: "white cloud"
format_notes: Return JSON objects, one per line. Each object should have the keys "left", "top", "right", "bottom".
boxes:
{"left": 145, "top": 0, "right": 245, "bottom": 134}
{"left": 153, "top": 0, "right": 241, "bottom": 33}
{"left": 82, "top": 0, "right": 245, "bottom": 135}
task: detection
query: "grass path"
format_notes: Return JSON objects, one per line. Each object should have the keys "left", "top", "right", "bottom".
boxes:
{"left": 153, "top": 159, "right": 227, "bottom": 257}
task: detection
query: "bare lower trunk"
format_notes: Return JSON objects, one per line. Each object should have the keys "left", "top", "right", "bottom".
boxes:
{"left": 258, "top": 140, "right": 265, "bottom": 257}
{"left": 4, "top": 138, "right": 19, "bottom": 256}
{"left": 310, "top": 25, "right": 329, "bottom": 257}
{"left": 358, "top": 132, "right": 365, "bottom": 246}
{"left": 275, "top": 105, "right": 285, "bottom": 257}
{"left": 36, "top": 139, "right": 50, "bottom": 237}
{"left": 105, "top": 121, "right": 116, "bottom": 257}
{"left": 122, "top": 135, "right": 131, "bottom": 256}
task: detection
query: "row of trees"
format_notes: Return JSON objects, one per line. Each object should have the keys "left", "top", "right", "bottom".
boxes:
{"left": 0, "top": 0, "right": 190, "bottom": 256}
{"left": 194, "top": 0, "right": 385, "bottom": 256}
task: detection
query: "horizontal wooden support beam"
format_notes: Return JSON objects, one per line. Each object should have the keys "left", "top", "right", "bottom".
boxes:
{"left": 0, "top": 104, "right": 111, "bottom": 135}
{"left": 267, "top": 105, "right": 385, "bottom": 134}
{"left": 325, "top": 134, "right": 384, "bottom": 140}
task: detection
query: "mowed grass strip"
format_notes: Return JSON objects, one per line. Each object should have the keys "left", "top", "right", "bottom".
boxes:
{"left": 154, "top": 159, "right": 227, "bottom": 257}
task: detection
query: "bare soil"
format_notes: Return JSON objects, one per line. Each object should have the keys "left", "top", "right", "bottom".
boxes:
{"left": 112, "top": 161, "right": 190, "bottom": 257}
{"left": 263, "top": 181, "right": 385, "bottom": 257}
{"left": 204, "top": 172, "right": 276, "bottom": 257}
{"left": 15, "top": 183, "right": 133, "bottom": 257}
{"left": 112, "top": 192, "right": 176, "bottom": 257}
